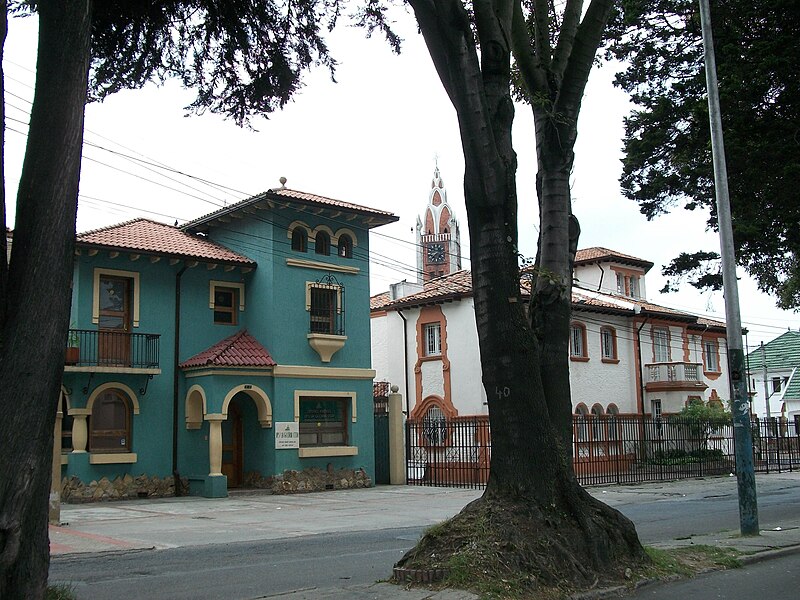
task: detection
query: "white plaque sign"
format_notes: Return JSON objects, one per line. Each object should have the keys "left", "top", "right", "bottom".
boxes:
{"left": 274, "top": 421, "right": 299, "bottom": 449}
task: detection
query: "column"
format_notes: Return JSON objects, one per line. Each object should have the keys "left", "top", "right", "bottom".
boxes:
{"left": 207, "top": 414, "right": 224, "bottom": 476}
{"left": 70, "top": 409, "right": 90, "bottom": 453}
{"left": 388, "top": 386, "right": 407, "bottom": 485}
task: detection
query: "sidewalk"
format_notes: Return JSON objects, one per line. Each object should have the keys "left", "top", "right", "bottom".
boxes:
{"left": 49, "top": 473, "right": 800, "bottom": 599}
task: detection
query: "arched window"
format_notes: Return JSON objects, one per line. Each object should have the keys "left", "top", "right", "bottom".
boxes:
{"left": 315, "top": 231, "right": 330, "bottom": 256}
{"left": 606, "top": 403, "right": 620, "bottom": 441}
{"left": 291, "top": 227, "right": 308, "bottom": 252}
{"left": 575, "top": 404, "right": 589, "bottom": 441}
{"left": 591, "top": 404, "right": 604, "bottom": 441}
{"left": 423, "top": 405, "right": 448, "bottom": 446}
{"left": 90, "top": 389, "right": 132, "bottom": 452}
{"left": 600, "top": 326, "right": 618, "bottom": 361}
{"left": 338, "top": 234, "right": 353, "bottom": 258}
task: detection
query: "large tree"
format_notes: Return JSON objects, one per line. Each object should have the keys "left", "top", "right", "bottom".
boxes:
{"left": 0, "top": 1, "right": 370, "bottom": 596}
{"left": 396, "top": 1, "right": 646, "bottom": 594}
{"left": 607, "top": 0, "right": 800, "bottom": 309}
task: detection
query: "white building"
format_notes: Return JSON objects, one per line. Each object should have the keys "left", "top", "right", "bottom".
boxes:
{"left": 746, "top": 330, "right": 800, "bottom": 419}
{"left": 371, "top": 174, "right": 730, "bottom": 421}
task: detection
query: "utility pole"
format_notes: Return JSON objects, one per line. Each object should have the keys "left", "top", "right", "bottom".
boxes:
{"left": 698, "top": 0, "right": 759, "bottom": 535}
{"left": 761, "top": 342, "right": 771, "bottom": 419}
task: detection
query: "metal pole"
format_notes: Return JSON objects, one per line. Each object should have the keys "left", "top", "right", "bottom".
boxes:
{"left": 761, "top": 342, "right": 771, "bottom": 419}
{"left": 698, "top": 0, "right": 759, "bottom": 535}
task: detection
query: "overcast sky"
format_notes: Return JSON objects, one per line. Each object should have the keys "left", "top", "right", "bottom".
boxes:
{"left": 3, "top": 9, "right": 798, "bottom": 352}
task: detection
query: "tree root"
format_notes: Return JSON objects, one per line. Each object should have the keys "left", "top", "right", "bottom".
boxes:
{"left": 396, "top": 489, "right": 648, "bottom": 596}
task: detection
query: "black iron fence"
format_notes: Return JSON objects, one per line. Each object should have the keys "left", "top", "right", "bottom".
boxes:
{"left": 65, "top": 329, "right": 160, "bottom": 369}
{"left": 406, "top": 414, "right": 800, "bottom": 489}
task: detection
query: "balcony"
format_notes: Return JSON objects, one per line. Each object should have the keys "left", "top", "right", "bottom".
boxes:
{"left": 645, "top": 362, "right": 707, "bottom": 392}
{"left": 65, "top": 329, "right": 161, "bottom": 374}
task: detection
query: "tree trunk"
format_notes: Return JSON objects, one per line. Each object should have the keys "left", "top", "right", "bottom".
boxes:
{"left": 1, "top": 2, "right": 7, "bottom": 308}
{"left": 0, "top": 2, "right": 92, "bottom": 597}
{"left": 398, "top": 0, "right": 646, "bottom": 590}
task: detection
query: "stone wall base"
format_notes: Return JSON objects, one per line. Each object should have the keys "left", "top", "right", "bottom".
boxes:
{"left": 244, "top": 467, "right": 372, "bottom": 494}
{"left": 62, "top": 474, "right": 187, "bottom": 503}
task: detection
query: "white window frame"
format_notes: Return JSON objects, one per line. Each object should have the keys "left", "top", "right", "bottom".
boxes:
{"left": 570, "top": 323, "right": 587, "bottom": 358}
{"left": 423, "top": 322, "right": 441, "bottom": 356}
{"left": 651, "top": 398, "right": 662, "bottom": 420}
{"left": 704, "top": 339, "right": 719, "bottom": 372}
{"left": 600, "top": 327, "right": 616, "bottom": 360}
{"left": 653, "top": 327, "right": 670, "bottom": 363}
{"left": 629, "top": 276, "right": 640, "bottom": 299}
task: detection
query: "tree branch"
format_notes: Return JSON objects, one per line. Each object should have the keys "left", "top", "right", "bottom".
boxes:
{"left": 555, "top": 0, "right": 613, "bottom": 121}
{"left": 533, "top": 0, "right": 551, "bottom": 68}
{"left": 511, "top": 0, "right": 547, "bottom": 97}
{"left": 552, "top": 0, "right": 583, "bottom": 79}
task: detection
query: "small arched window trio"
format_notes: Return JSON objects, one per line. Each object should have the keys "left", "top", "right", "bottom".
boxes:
{"left": 291, "top": 226, "right": 353, "bottom": 259}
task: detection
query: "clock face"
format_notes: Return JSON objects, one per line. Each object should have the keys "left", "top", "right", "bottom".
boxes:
{"left": 428, "top": 243, "right": 445, "bottom": 264}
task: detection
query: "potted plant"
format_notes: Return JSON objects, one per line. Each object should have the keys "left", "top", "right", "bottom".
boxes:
{"left": 65, "top": 325, "right": 80, "bottom": 365}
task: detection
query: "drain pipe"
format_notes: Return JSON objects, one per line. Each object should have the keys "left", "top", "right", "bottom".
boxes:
{"left": 398, "top": 309, "right": 410, "bottom": 416}
{"left": 172, "top": 264, "right": 187, "bottom": 494}
{"left": 635, "top": 308, "right": 650, "bottom": 415}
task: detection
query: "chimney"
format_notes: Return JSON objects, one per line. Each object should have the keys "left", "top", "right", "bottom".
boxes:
{"left": 390, "top": 280, "right": 423, "bottom": 301}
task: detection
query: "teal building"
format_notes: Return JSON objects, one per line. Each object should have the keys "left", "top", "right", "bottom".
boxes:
{"left": 58, "top": 186, "right": 397, "bottom": 498}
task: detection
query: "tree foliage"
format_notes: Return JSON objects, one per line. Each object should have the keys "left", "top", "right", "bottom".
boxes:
{"left": 607, "top": 0, "right": 800, "bottom": 309}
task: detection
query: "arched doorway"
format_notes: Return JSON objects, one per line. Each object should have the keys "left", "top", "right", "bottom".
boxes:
{"left": 221, "top": 400, "right": 243, "bottom": 488}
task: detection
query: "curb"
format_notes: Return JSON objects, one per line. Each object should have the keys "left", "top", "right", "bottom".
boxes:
{"left": 738, "top": 543, "right": 800, "bottom": 565}
{"left": 568, "top": 544, "right": 800, "bottom": 600}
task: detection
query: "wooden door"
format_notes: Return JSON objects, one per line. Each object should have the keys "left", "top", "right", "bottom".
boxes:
{"left": 222, "top": 402, "right": 243, "bottom": 488}
{"left": 98, "top": 275, "right": 131, "bottom": 366}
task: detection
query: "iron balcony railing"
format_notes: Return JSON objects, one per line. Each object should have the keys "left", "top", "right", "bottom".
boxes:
{"left": 65, "top": 328, "right": 160, "bottom": 369}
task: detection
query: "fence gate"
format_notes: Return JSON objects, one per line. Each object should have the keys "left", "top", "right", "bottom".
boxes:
{"left": 373, "top": 384, "right": 390, "bottom": 485}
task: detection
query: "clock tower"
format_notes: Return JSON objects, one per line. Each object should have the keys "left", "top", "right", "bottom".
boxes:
{"left": 416, "top": 164, "right": 462, "bottom": 282}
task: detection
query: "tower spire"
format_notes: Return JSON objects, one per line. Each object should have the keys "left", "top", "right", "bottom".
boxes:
{"left": 416, "top": 161, "right": 462, "bottom": 282}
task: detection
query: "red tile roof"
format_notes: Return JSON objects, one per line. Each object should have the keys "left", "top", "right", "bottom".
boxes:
{"left": 372, "top": 270, "right": 474, "bottom": 310}
{"left": 77, "top": 218, "right": 255, "bottom": 266}
{"left": 372, "top": 270, "right": 725, "bottom": 329}
{"left": 180, "top": 330, "right": 277, "bottom": 369}
{"left": 574, "top": 247, "right": 653, "bottom": 272}
{"left": 370, "top": 291, "right": 391, "bottom": 311}
{"left": 184, "top": 187, "right": 398, "bottom": 230}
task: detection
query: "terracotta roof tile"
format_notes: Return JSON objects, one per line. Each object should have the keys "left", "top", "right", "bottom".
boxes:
{"left": 184, "top": 187, "right": 398, "bottom": 230}
{"left": 372, "top": 269, "right": 726, "bottom": 330}
{"left": 180, "top": 330, "right": 276, "bottom": 368}
{"left": 77, "top": 218, "right": 255, "bottom": 265}
{"left": 372, "top": 270, "right": 474, "bottom": 309}
{"left": 574, "top": 247, "right": 653, "bottom": 272}
{"left": 370, "top": 292, "right": 391, "bottom": 310}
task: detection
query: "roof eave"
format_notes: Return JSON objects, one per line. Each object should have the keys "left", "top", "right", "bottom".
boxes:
{"left": 182, "top": 189, "right": 399, "bottom": 231}
{"left": 75, "top": 241, "right": 257, "bottom": 268}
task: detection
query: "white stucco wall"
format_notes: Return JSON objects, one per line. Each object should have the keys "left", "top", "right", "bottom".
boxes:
{"left": 445, "top": 298, "right": 487, "bottom": 415}
{"left": 574, "top": 262, "right": 648, "bottom": 299}
{"left": 569, "top": 312, "right": 639, "bottom": 414}
{"left": 748, "top": 367, "right": 794, "bottom": 418}
{"left": 370, "top": 311, "right": 408, "bottom": 398}
{"left": 371, "top": 298, "right": 732, "bottom": 420}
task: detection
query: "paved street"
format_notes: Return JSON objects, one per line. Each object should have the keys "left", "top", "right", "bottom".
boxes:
{"left": 48, "top": 473, "right": 800, "bottom": 599}
{"left": 628, "top": 552, "right": 800, "bottom": 599}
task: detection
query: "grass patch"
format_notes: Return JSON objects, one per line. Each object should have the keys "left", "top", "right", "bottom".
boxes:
{"left": 46, "top": 584, "right": 77, "bottom": 600}
{"left": 640, "top": 545, "right": 742, "bottom": 579}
